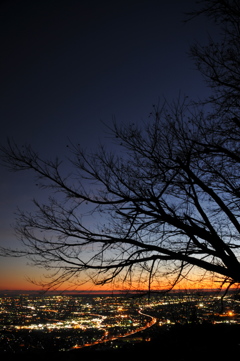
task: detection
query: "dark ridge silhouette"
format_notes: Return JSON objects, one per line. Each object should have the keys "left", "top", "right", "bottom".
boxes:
{"left": 1, "top": 324, "right": 240, "bottom": 361}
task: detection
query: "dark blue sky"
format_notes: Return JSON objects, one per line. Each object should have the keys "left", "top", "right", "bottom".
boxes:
{"left": 0, "top": 0, "right": 216, "bottom": 289}
{"left": 1, "top": 0, "right": 211, "bottom": 149}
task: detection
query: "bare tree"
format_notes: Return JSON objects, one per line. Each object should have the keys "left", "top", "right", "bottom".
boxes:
{"left": 189, "top": 0, "right": 240, "bottom": 117}
{"left": 1, "top": 0, "right": 240, "bottom": 292}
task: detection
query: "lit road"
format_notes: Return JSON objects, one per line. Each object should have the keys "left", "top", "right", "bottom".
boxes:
{"left": 71, "top": 308, "right": 157, "bottom": 350}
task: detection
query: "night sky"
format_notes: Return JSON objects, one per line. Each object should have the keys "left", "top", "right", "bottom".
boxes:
{"left": 0, "top": 0, "right": 216, "bottom": 291}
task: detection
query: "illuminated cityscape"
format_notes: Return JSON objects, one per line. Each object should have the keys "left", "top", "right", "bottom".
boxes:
{"left": 1, "top": 291, "right": 240, "bottom": 355}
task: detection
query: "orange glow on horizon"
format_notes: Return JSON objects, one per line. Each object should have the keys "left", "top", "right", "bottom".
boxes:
{"left": 0, "top": 257, "right": 235, "bottom": 293}
{"left": 0, "top": 278, "right": 233, "bottom": 293}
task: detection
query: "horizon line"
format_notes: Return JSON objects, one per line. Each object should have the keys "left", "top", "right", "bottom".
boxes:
{"left": 0, "top": 287, "right": 237, "bottom": 295}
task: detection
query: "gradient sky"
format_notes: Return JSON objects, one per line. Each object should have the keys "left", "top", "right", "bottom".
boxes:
{"left": 0, "top": 0, "right": 217, "bottom": 291}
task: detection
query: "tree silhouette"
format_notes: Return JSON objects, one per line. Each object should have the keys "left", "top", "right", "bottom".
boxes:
{"left": 1, "top": 0, "right": 240, "bottom": 292}
{"left": 189, "top": 0, "right": 240, "bottom": 116}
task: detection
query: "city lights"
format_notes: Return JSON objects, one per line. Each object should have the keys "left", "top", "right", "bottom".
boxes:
{"left": 1, "top": 291, "right": 240, "bottom": 353}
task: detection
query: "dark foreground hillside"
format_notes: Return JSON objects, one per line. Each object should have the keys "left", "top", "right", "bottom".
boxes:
{"left": 1, "top": 323, "right": 240, "bottom": 361}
